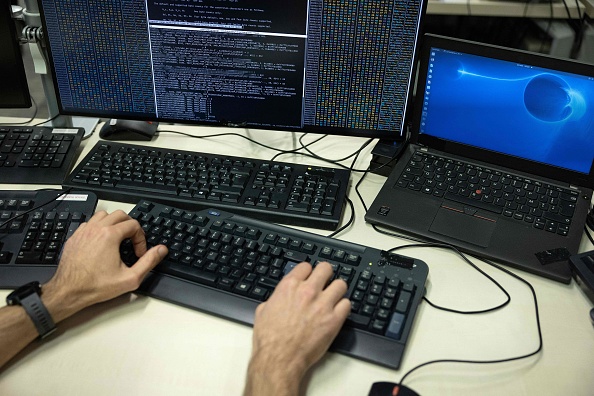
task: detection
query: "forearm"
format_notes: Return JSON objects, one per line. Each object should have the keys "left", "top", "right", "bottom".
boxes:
{"left": 0, "top": 305, "right": 39, "bottom": 368}
{"left": 243, "top": 351, "right": 305, "bottom": 396}
{"left": 0, "top": 280, "right": 87, "bottom": 369}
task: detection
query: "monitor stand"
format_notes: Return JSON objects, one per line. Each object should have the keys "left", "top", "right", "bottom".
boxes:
{"left": 39, "top": 115, "right": 99, "bottom": 139}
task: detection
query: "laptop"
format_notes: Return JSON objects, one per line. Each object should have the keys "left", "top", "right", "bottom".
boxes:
{"left": 365, "top": 34, "right": 594, "bottom": 283}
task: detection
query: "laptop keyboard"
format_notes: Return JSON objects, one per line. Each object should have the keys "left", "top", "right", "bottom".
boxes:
{"left": 397, "top": 151, "right": 579, "bottom": 236}
{"left": 124, "top": 200, "right": 429, "bottom": 369}
{"left": 0, "top": 126, "right": 85, "bottom": 184}
{"left": 0, "top": 190, "right": 98, "bottom": 288}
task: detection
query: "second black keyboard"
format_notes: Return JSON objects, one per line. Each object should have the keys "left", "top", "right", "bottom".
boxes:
{"left": 124, "top": 200, "right": 429, "bottom": 369}
{"left": 64, "top": 141, "right": 350, "bottom": 230}
{"left": 0, "top": 190, "right": 98, "bottom": 288}
{"left": 0, "top": 126, "right": 85, "bottom": 184}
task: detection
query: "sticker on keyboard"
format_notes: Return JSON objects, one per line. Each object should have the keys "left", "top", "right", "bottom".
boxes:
{"left": 52, "top": 128, "right": 79, "bottom": 134}
{"left": 56, "top": 194, "right": 89, "bottom": 201}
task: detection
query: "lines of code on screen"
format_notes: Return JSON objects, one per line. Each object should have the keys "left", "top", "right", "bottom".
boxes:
{"left": 41, "top": 0, "right": 424, "bottom": 135}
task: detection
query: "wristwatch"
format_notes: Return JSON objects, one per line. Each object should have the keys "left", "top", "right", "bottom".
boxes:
{"left": 6, "top": 281, "right": 56, "bottom": 339}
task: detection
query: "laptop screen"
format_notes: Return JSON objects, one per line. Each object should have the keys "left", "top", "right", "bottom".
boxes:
{"left": 419, "top": 46, "right": 594, "bottom": 175}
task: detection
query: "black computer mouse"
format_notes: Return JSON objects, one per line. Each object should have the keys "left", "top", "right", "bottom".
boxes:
{"left": 99, "top": 119, "right": 158, "bottom": 141}
{"left": 368, "top": 382, "right": 420, "bottom": 396}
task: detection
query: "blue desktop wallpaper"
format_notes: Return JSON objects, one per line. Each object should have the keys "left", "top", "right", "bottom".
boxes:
{"left": 420, "top": 48, "right": 594, "bottom": 174}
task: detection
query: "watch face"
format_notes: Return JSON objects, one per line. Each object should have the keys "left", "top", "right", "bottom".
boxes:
{"left": 6, "top": 281, "right": 41, "bottom": 305}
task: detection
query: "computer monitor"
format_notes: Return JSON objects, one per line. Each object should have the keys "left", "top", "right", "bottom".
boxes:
{"left": 0, "top": 3, "right": 32, "bottom": 109}
{"left": 39, "top": 0, "right": 426, "bottom": 140}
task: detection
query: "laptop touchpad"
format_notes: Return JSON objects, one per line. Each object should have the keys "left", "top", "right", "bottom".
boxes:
{"left": 429, "top": 206, "right": 497, "bottom": 248}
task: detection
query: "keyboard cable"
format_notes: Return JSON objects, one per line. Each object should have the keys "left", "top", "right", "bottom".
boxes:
{"left": 396, "top": 251, "right": 543, "bottom": 389}
{"left": 0, "top": 187, "right": 74, "bottom": 230}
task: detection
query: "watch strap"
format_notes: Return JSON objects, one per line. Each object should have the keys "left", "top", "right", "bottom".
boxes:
{"left": 20, "top": 292, "right": 56, "bottom": 338}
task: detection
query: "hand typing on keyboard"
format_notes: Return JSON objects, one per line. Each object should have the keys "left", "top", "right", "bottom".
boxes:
{"left": 0, "top": 210, "right": 168, "bottom": 368}
{"left": 51, "top": 210, "right": 169, "bottom": 307}
{"left": 244, "top": 261, "right": 351, "bottom": 396}
{"left": 1, "top": 210, "right": 353, "bottom": 396}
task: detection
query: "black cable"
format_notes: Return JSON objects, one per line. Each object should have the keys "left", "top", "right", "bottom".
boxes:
{"left": 327, "top": 197, "right": 355, "bottom": 238}
{"left": 368, "top": 220, "right": 542, "bottom": 387}
{"left": 157, "top": 129, "right": 288, "bottom": 153}
{"left": 586, "top": 205, "right": 594, "bottom": 245}
{"left": 31, "top": 113, "right": 60, "bottom": 127}
{"left": 354, "top": 169, "right": 370, "bottom": 213}
{"left": 571, "top": 13, "right": 588, "bottom": 58}
{"left": 522, "top": 0, "right": 532, "bottom": 19}
{"left": 158, "top": 128, "right": 390, "bottom": 173}
{"left": 298, "top": 134, "right": 374, "bottom": 165}
{"left": 574, "top": 0, "right": 583, "bottom": 21}
{"left": 399, "top": 253, "right": 543, "bottom": 386}
{"left": 586, "top": 227, "right": 594, "bottom": 246}
{"left": 0, "top": 187, "right": 74, "bottom": 230}
{"left": 272, "top": 135, "right": 375, "bottom": 170}
{"left": 560, "top": 0, "right": 574, "bottom": 21}
{"left": 269, "top": 133, "right": 328, "bottom": 161}
{"left": 325, "top": 137, "right": 374, "bottom": 238}
{"left": 0, "top": 96, "right": 38, "bottom": 126}
{"left": 372, "top": 223, "right": 428, "bottom": 244}
{"left": 157, "top": 129, "right": 360, "bottom": 170}
{"left": 388, "top": 243, "right": 511, "bottom": 314}
{"left": 538, "top": 0, "right": 554, "bottom": 54}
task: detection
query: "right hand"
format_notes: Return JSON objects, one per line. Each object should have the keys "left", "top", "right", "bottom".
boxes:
{"left": 245, "top": 262, "right": 350, "bottom": 395}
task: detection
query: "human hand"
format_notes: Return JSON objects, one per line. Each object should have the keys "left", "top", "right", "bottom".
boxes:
{"left": 42, "top": 210, "right": 168, "bottom": 321}
{"left": 244, "top": 262, "right": 351, "bottom": 396}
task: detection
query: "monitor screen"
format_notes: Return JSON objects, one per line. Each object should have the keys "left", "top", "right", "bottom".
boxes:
{"left": 39, "top": 0, "right": 426, "bottom": 139}
{"left": 0, "top": 3, "right": 31, "bottom": 109}
{"left": 419, "top": 46, "right": 594, "bottom": 175}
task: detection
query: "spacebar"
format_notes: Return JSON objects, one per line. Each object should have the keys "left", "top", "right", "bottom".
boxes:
{"left": 116, "top": 181, "right": 178, "bottom": 195}
{"left": 444, "top": 192, "right": 503, "bottom": 214}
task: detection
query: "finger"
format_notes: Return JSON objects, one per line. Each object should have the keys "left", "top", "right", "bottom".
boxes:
{"left": 319, "top": 278, "right": 348, "bottom": 306}
{"left": 127, "top": 245, "right": 168, "bottom": 282}
{"left": 333, "top": 298, "right": 351, "bottom": 322}
{"left": 306, "top": 261, "right": 334, "bottom": 290}
{"left": 98, "top": 210, "right": 131, "bottom": 226}
{"left": 284, "top": 261, "right": 313, "bottom": 281}
{"left": 86, "top": 210, "right": 109, "bottom": 224}
{"left": 110, "top": 219, "right": 147, "bottom": 255}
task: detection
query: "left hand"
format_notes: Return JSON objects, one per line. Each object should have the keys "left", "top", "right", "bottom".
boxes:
{"left": 43, "top": 210, "right": 168, "bottom": 318}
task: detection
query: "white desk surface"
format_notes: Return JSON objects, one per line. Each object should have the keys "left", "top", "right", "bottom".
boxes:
{"left": 1, "top": 121, "right": 593, "bottom": 396}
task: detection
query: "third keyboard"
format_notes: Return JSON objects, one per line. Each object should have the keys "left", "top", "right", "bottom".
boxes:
{"left": 64, "top": 141, "right": 350, "bottom": 230}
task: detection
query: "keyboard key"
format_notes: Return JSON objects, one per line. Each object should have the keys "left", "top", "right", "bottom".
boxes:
{"left": 385, "top": 312, "right": 406, "bottom": 339}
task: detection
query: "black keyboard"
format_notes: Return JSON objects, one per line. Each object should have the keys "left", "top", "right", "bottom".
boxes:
{"left": 398, "top": 151, "right": 579, "bottom": 236}
{"left": 0, "top": 190, "right": 98, "bottom": 288}
{"left": 124, "top": 200, "right": 429, "bottom": 369}
{"left": 0, "top": 126, "right": 85, "bottom": 184}
{"left": 63, "top": 141, "right": 350, "bottom": 230}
